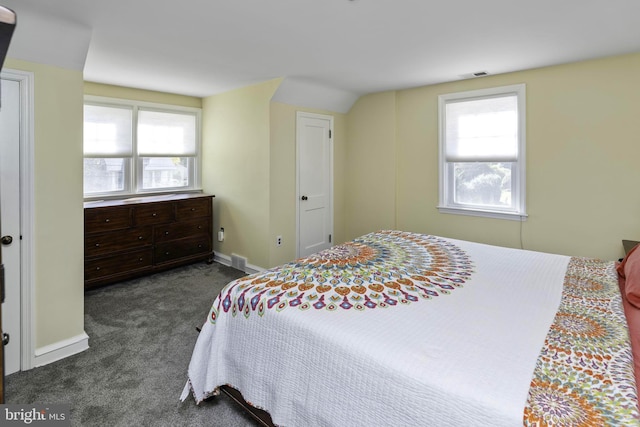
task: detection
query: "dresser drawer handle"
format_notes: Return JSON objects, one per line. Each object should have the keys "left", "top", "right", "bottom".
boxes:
{"left": 152, "top": 213, "right": 157, "bottom": 217}
{"left": 165, "top": 231, "right": 170, "bottom": 235}
{"left": 197, "top": 225, "right": 202, "bottom": 230}
{"left": 95, "top": 243, "right": 100, "bottom": 247}
{"left": 190, "top": 208, "right": 196, "bottom": 211}
{"left": 96, "top": 266, "right": 101, "bottom": 271}
{"left": 198, "top": 244, "right": 203, "bottom": 248}
{"left": 138, "top": 236, "right": 144, "bottom": 240}
{"left": 165, "top": 251, "right": 170, "bottom": 255}
{"left": 138, "top": 257, "right": 143, "bottom": 262}
{"left": 105, "top": 219, "right": 110, "bottom": 223}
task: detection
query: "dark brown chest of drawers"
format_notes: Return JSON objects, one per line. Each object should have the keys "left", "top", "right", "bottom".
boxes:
{"left": 84, "top": 193, "right": 214, "bottom": 289}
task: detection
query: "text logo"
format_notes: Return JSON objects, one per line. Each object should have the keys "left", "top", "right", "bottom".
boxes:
{"left": 0, "top": 404, "right": 70, "bottom": 426}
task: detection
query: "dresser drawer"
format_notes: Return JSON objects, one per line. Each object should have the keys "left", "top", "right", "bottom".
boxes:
{"left": 154, "top": 218, "right": 210, "bottom": 243}
{"left": 85, "top": 248, "right": 153, "bottom": 281}
{"left": 85, "top": 226, "right": 152, "bottom": 257}
{"left": 154, "top": 236, "right": 211, "bottom": 264}
{"left": 133, "top": 202, "right": 174, "bottom": 225}
{"left": 85, "top": 206, "right": 132, "bottom": 232}
{"left": 176, "top": 197, "right": 211, "bottom": 220}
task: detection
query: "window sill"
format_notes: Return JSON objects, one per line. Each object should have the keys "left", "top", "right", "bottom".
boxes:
{"left": 84, "top": 188, "right": 203, "bottom": 203}
{"left": 437, "top": 206, "right": 528, "bottom": 221}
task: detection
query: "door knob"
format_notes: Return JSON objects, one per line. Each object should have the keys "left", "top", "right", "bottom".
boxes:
{"left": 2, "top": 333, "right": 9, "bottom": 346}
{"left": 1, "top": 235, "right": 12, "bottom": 245}
{"left": 301, "top": 196, "right": 308, "bottom": 201}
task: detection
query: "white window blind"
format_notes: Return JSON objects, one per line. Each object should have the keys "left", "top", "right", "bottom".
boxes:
{"left": 137, "top": 109, "right": 197, "bottom": 156}
{"left": 83, "top": 104, "right": 133, "bottom": 156}
{"left": 444, "top": 94, "right": 518, "bottom": 162}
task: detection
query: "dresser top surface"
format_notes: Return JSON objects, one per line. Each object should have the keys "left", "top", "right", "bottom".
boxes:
{"left": 84, "top": 193, "right": 213, "bottom": 209}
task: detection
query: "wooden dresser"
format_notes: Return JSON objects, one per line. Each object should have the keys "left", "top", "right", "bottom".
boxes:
{"left": 84, "top": 193, "right": 214, "bottom": 289}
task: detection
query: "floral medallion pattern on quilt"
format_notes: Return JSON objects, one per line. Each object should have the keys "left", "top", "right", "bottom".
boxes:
{"left": 210, "top": 230, "right": 474, "bottom": 323}
{"left": 524, "top": 257, "right": 640, "bottom": 426}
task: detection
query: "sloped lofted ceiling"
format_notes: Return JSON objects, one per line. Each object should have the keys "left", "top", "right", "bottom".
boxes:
{"left": 3, "top": 0, "right": 640, "bottom": 112}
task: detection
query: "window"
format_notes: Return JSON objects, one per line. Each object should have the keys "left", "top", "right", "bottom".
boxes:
{"left": 83, "top": 97, "right": 201, "bottom": 198}
{"left": 438, "top": 84, "right": 526, "bottom": 220}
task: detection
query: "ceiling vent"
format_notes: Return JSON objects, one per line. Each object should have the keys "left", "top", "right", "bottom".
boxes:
{"left": 459, "top": 71, "right": 491, "bottom": 79}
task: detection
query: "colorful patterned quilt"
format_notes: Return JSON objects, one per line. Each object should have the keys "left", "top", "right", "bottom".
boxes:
{"left": 524, "top": 257, "right": 639, "bottom": 425}
{"left": 182, "top": 231, "right": 639, "bottom": 426}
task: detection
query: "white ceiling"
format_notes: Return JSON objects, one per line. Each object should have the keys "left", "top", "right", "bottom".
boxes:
{"left": 3, "top": 0, "right": 640, "bottom": 107}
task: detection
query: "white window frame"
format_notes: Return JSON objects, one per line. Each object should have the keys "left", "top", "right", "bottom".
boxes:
{"left": 437, "top": 84, "right": 527, "bottom": 221}
{"left": 83, "top": 95, "right": 202, "bottom": 200}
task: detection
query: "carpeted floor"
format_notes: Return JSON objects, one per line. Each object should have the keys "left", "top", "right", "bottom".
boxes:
{"left": 6, "top": 262, "right": 262, "bottom": 426}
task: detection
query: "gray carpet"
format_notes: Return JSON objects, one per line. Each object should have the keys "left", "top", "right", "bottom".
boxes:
{"left": 5, "top": 262, "right": 263, "bottom": 427}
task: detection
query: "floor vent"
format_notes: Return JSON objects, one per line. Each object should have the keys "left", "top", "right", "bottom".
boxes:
{"left": 231, "top": 254, "right": 247, "bottom": 272}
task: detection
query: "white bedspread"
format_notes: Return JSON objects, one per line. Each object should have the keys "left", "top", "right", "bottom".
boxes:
{"left": 182, "top": 232, "right": 571, "bottom": 426}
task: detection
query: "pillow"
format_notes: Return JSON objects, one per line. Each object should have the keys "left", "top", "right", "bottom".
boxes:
{"left": 618, "top": 243, "right": 640, "bottom": 308}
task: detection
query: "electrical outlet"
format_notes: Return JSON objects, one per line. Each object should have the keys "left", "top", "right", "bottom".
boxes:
{"left": 276, "top": 235, "right": 282, "bottom": 246}
{"left": 218, "top": 227, "right": 225, "bottom": 242}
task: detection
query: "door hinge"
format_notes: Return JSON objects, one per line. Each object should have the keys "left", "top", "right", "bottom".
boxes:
{"left": 329, "top": 234, "right": 332, "bottom": 243}
{"left": 329, "top": 130, "right": 332, "bottom": 139}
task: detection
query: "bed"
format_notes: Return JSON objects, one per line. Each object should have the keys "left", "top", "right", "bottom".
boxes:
{"left": 181, "top": 230, "right": 640, "bottom": 426}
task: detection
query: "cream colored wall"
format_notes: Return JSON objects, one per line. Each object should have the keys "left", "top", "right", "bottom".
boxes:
{"left": 5, "top": 58, "right": 85, "bottom": 348}
{"left": 348, "top": 52, "right": 640, "bottom": 261}
{"left": 345, "top": 90, "right": 397, "bottom": 241}
{"left": 268, "top": 102, "right": 347, "bottom": 268}
{"left": 84, "top": 82, "right": 202, "bottom": 108}
{"left": 201, "top": 79, "right": 280, "bottom": 268}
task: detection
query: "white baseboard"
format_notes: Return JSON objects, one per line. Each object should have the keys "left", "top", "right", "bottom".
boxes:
{"left": 33, "top": 332, "right": 90, "bottom": 368}
{"left": 214, "top": 252, "right": 264, "bottom": 274}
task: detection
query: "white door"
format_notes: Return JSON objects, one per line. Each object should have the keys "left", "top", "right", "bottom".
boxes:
{"left": 0, "top": 77, "right": 21, "bottom": 374}
{"left": 297, "top": 112, "right": 333, "bottom": 258}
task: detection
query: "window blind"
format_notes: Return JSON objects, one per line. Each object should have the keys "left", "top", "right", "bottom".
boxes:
{"left": 83, "top": 104, "right": 133, "bottom": 156}
{"left": 444, "top": 94, "right": 518, "bottom": 162}
{"left": 137, "top": 109, "right": 197, "bottom": 156}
